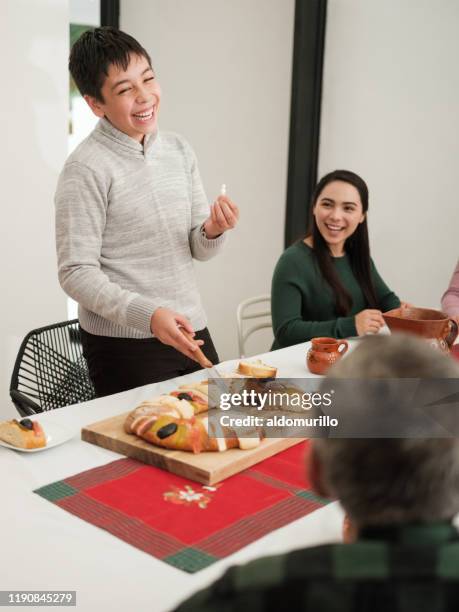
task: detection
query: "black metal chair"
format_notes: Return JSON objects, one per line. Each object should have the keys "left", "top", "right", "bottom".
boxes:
{"left": 10, "top": 319, "right": 95, "bottom": 416}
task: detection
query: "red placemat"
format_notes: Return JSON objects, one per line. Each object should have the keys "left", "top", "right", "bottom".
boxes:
{"left": 34, "top": 441, "right": 328, "bottom": 572}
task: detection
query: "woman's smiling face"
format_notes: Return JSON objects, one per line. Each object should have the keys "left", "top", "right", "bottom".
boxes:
{"left": 85, "top": 53, "right": 161, "bottom": 142}
{"left": 312, "top": 180, "right": 365, "bottom": 256}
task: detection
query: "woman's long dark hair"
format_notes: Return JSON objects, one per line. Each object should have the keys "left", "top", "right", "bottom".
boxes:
{"left": 306, "top": 169, "right": 378, "bottom": 315}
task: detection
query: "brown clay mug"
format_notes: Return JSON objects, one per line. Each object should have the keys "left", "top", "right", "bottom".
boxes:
{"left": 306, "top": 337, "right": 349, "bottom": 375}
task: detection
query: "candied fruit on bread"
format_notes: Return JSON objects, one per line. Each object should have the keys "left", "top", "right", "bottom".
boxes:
{"left": 169, "top": 381, "right": 209, "bottom": 414}
{"left": 124, "top": 395, "right": 195, "bottom": 434}
{"left": 0, "top": 418, "right": 46, "bottom": 449}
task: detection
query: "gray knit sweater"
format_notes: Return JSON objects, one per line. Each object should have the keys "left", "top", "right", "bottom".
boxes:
{"left": 55, "top": 118, "right": 225, "bottom": 338}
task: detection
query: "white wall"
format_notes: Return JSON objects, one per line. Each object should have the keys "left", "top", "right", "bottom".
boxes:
{"left": 69, "top": 0, "right": 99, "bottom": 25}
{"left": 122, "top": 0, "right": 294, "bottom": 360}
{"left": 0, "top": 0, "right": 68, "bottom": 418}
{"left": 319, "top": 0, "right": 459, "bottom": 308}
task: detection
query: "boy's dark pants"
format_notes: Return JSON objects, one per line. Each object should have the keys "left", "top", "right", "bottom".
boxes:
{"left": 80, "top": 327, "right": 219, "bottom": 398}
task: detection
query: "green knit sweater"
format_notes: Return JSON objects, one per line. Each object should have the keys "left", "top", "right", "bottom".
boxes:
{"left": 271, "top": 241, "right": 400, "bottom": 349}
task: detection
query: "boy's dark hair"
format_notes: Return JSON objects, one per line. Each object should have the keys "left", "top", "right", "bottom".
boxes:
{"left": 69, "top": 26, "right": 152, "bottom": 103}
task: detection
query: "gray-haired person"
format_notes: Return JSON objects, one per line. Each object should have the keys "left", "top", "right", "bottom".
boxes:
{"left": 174, "top": 334, "right": 459, "bottom": 612}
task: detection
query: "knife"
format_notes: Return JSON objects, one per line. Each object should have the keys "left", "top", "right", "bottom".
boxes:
{"left": 179, "top": 329, "right": 240, "bottom": 416}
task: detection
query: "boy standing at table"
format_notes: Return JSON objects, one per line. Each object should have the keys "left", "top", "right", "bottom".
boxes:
{"left": 55, "top": 27, "right": 239, "bottom": 397}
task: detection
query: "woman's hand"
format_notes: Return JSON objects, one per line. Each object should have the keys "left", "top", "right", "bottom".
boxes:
{"left": 203, "top": 195, "right": 239, "bottom": 239}
{"left": 150, "top": 307, "right": 203, "bottom": 361}
{"left": 355, "top": 309, "right": 385, "bottom": 335}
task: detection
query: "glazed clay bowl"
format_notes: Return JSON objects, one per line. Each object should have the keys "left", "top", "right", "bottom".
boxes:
{"left": 382, "top": 307, "right": 458, "bottom": 353}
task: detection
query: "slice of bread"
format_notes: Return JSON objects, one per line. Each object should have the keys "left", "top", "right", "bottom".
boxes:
{"left": 237, "top": 359, "right": 277, "bottom": 378}
{"left": 0, "top": 419, "right": 46, "bottom": 449}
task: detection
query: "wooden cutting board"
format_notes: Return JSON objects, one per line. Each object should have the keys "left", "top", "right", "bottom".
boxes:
{"left": 81, "top": 411, "right": 305, "bottom": 485}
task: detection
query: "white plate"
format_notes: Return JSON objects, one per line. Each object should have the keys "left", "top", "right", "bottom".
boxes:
{"left": 0, "top": 420, "right": 75, "bottom": 453}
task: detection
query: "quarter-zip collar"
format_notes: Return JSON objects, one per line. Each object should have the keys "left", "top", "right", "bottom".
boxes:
{"left": 96, "top": 117, "right": 158, "bottom": 159}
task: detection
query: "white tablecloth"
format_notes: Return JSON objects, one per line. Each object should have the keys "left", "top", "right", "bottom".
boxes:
{"left": 1, "top": 341, "right": 348, "bottom": 612}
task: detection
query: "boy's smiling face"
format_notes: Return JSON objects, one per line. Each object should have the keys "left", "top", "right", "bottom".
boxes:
{"left": 85, "top": 53, "right": 161, "bottom": 142}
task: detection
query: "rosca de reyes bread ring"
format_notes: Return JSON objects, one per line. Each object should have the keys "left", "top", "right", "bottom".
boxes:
{"left": 131, "top": 414, "right": 239, "bottom": 453}
{"left": 124, "top": 397, "right": 263, "bottom": 453}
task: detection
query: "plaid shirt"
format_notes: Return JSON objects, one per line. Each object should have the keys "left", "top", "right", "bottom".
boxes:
{"left": 173, "top": 523, "right": 459, "bottom": 611}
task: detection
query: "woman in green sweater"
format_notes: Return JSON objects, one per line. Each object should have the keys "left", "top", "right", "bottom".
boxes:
{"left": 271, "top": 170, "right": 401, "bottom": 349}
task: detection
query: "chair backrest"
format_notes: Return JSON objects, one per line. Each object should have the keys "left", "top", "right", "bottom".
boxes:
{"left": 236, "top": 295, "right": 272, "bottom": 358}
{"left": 10, "top": 319, "right": 95, "bottom": 416}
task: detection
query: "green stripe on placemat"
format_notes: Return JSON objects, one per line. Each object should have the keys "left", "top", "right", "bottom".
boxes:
{"left": 34, "top": 481, "right": 77, "bottom": 502}
{"left": 165, "top": 548, "right": 219, "bottom": 573}
{"left": 296, "top": 490, "right": 329, "bottom": 505}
